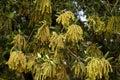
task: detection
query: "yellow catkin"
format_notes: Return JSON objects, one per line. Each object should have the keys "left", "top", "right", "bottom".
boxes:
{"left": 56, "top": 65, "right": 69, "bottom": 80}
{"left": 26, "top": 59, "right": 35, "bottom": 71}
{"left": 65, "top": 24, "right": 83, "bottom": 43}
{"left": 32, "top": 64, "right": 41, "bottom": 80}
{"left": 86, "top": 57, "right": 112, "bottom": 80}
{"left": 105, "top": 16, "right": 120, "bottom": 38}
{"left": 29, "top": 0, "right": 52, "bottom": 26}
{"left": 40, "top": 61, "right": 56, "bottom": 80}
{"left": 7, "top": 51, "right": 27, "bottom": 72}
{"left": 106, "top": 16, "right": 120, "bottom": 33}
{"left": 56, "top": 11, "right": 75, "bottom": 28}
{"left": 71, "top": 61, "right": 86, "bottom": 78}
{"left": 49, "top": 32, "right": 65, "bottom": 51}
{"left": 86, "top": 44, "right": 103, "bottom": 57}
{"left": 11, "top": 34, "right": 27, "bottom": 50}
{"left": 36, "top": 24, "right": 50, "bottom": 45}
{"left": 88, "top": 16, "right": 106, "bottom": 33}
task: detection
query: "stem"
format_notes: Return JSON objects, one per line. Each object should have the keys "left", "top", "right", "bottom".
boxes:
{"left": 111, "top": 0, "right": 119, "bottom": 13}
{"left": 66, "top": 47, "right": 79, "bottom": 60}
{"left": 106, "top": 0, "right": 112, "bottom": 15}
{"left": 27, "top": 29, "right": 34, "bottom": 43}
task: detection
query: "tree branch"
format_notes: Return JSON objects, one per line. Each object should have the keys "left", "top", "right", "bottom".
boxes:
{"left": 66, "top": 47, "right": 79, "bottom": 60}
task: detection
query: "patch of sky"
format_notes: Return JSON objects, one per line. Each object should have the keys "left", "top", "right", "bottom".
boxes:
{"left": 77, "top": 9, "right": 87, "bottom": 22}
{"left": 72, "top": 1, "right": 87, "bottom": 22}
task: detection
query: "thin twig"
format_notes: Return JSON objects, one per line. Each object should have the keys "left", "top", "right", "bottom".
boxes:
{"left": 66, "top": 47, "right": 85, "bottom": 62}
{"left": 106, "top": 0, "right": 112, "bottom": 15}
{"left": 112, "top": 66, "right": 120, "bottom": 68}
{"left": 66, "top": 47, "right": 79, "bottom": 59}
{"left": 111, "top": 0, "right": 119, "bottom": 13}
{"left": 27, "top": 29, "right": 34, "bottom": 43}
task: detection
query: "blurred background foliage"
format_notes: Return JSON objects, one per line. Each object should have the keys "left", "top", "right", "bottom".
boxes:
{"left": 0, "top": 0, "right": 120, "bottom": 80}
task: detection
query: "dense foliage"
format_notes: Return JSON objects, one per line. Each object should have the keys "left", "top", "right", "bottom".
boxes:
{"left": 0, "top": 0, "right": 120, "bottom": 80}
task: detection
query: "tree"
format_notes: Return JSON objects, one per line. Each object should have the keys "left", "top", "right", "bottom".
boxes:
{"left": 0, "top": 0, "right": 120, "bottom": 80}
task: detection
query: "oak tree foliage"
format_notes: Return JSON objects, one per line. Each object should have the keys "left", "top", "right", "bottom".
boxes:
{"left": 0, "top": 0, "right": 120, "bottom": 80}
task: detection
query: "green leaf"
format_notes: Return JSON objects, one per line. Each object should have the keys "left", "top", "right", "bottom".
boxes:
{"left": 104, "top": 51, "right": 109, "bottom": 59}
{"left": 74, "top": 18, "right": 79, "bottom": 24}
{"left": 84, "top": 32, "right": 90, "bottom": 38}
{"left": 8, "top": 12, "right": 14, "bottom": 19}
